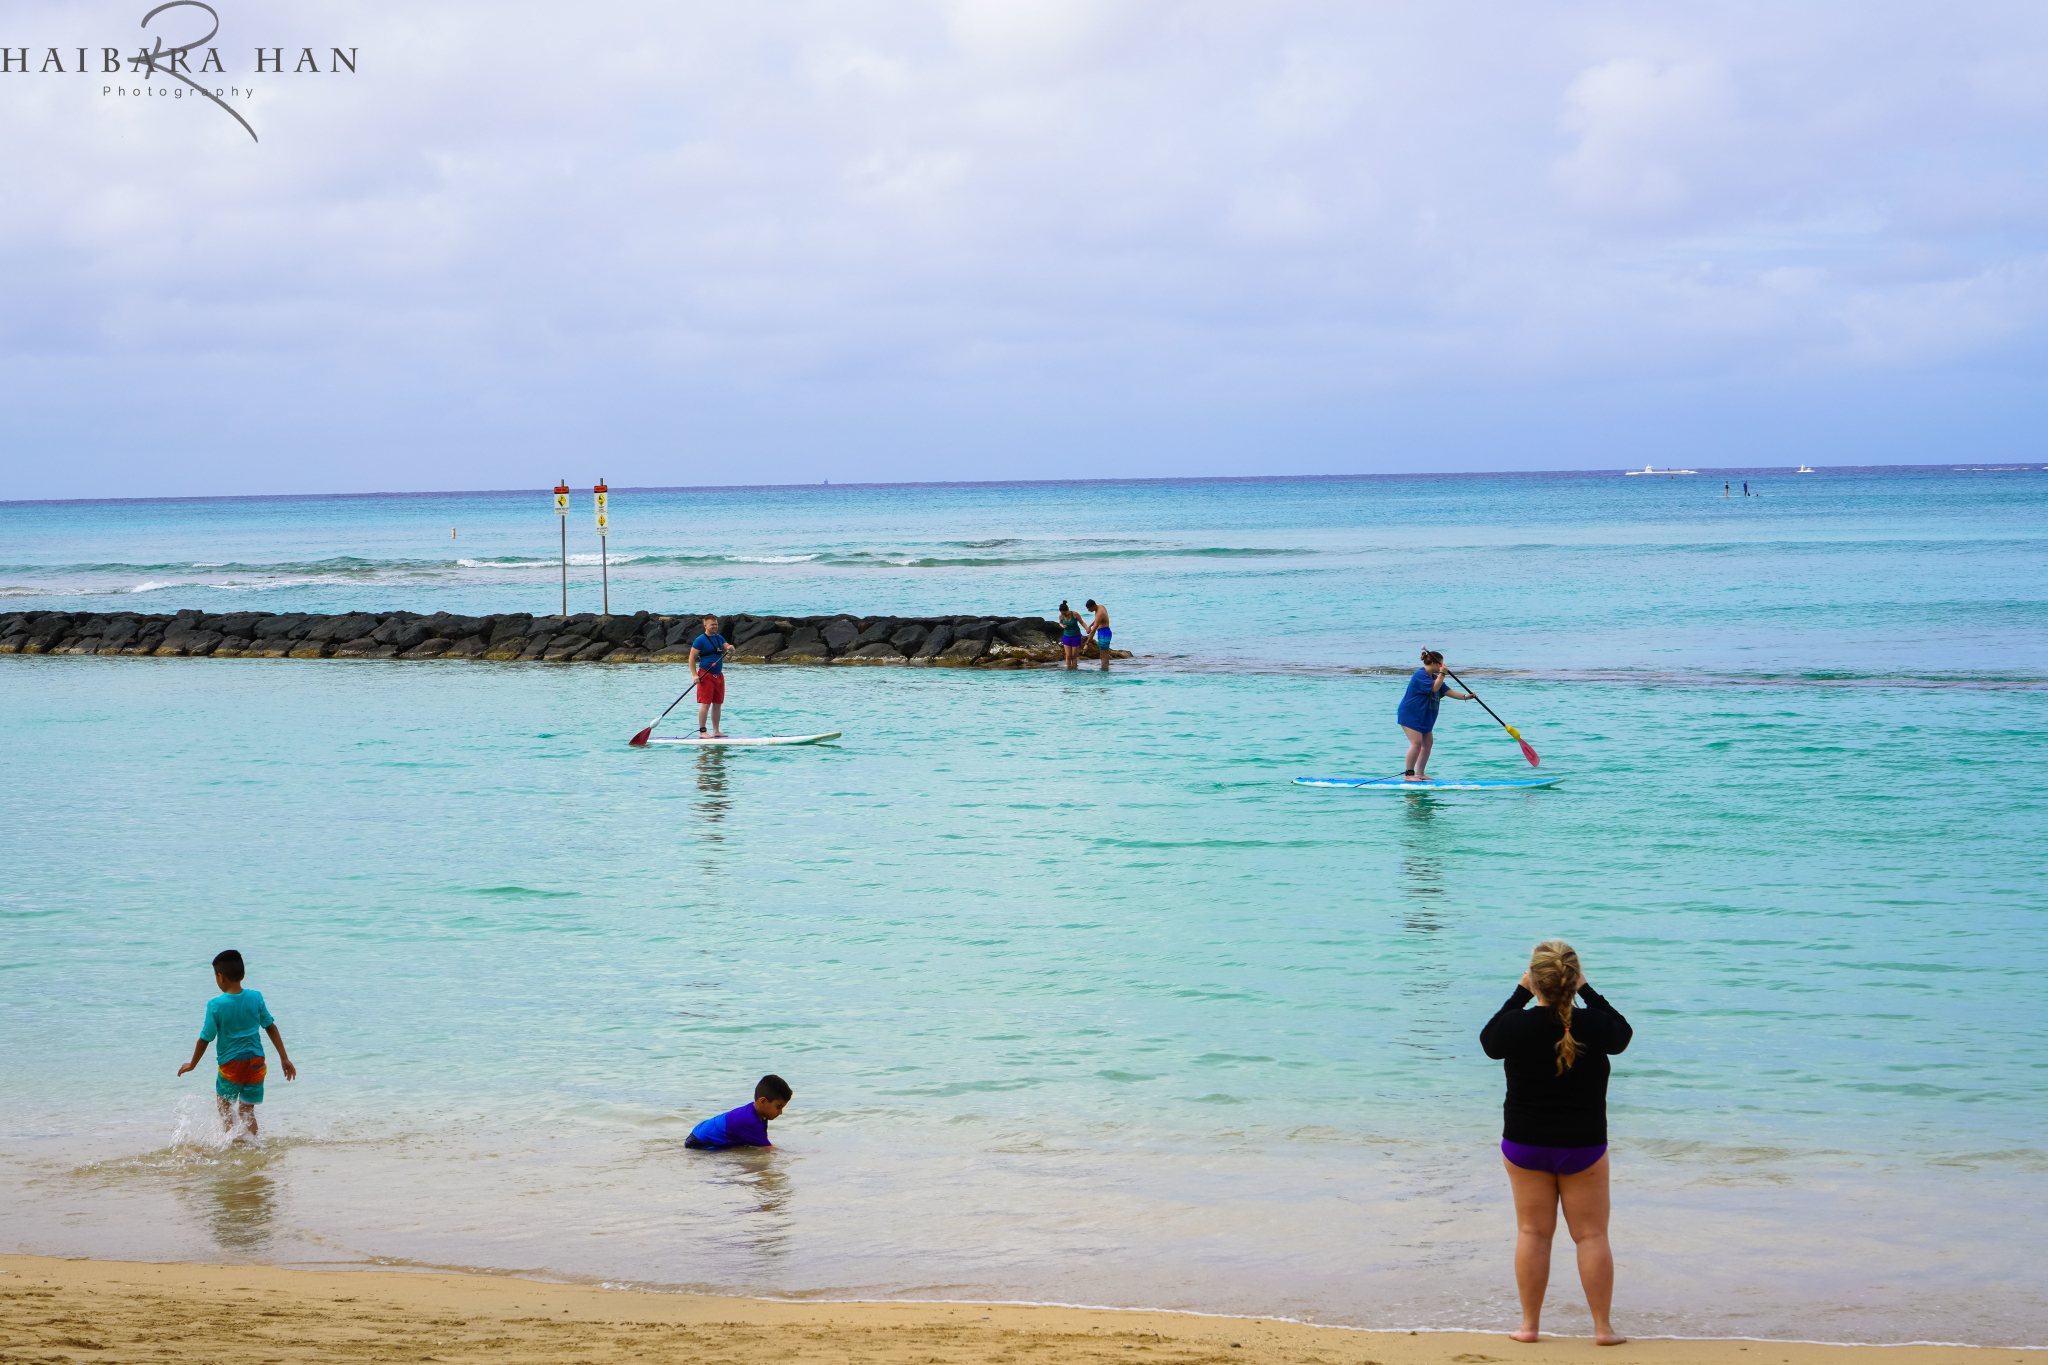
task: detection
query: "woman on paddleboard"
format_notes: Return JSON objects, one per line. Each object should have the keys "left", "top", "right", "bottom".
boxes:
{"left": 1480, "top": 940, "right": 1631, "bottom": 1346}
{"left": 1399, "top": 649, "right": 1472, "bottom": 782}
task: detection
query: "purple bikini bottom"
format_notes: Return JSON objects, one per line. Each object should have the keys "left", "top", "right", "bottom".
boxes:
{"left": 1502, "top": 1139, "right": 1608, "bottom": 1176}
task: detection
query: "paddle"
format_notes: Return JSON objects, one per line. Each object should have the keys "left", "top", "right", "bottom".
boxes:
{"left": 1444, "top": 669, "right": 1540, "bottom": 767}
{"left": 628, "top": 686, "right": 694, "bottom": 747}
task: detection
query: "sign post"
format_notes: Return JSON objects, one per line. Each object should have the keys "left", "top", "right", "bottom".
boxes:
{"left": 553, "top": 480, "right": 570, "bottom": 616}
{"left": 594, "top": 480, "right": 610, "bottom": 617}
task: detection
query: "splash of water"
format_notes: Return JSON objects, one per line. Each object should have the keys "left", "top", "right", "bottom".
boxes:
{"left": 169, "top": 1093, "right": 260, "bottom": 1154}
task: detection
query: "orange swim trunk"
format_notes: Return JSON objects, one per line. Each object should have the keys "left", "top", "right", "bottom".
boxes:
{"left": 218, "top": 1056, "right": 268, "bottom": 1086}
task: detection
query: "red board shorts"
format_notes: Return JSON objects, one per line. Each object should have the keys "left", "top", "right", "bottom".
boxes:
{"left": 696, "top": 671, "right": 726, "bottom": 704}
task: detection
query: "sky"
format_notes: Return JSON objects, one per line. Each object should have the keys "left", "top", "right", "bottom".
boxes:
{"left": 4, "top": 0, "right": 2047, "bottom": 498}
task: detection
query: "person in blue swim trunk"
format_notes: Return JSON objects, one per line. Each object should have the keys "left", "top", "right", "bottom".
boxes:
{"left": 1397, "top": 649, "right": 1472, "bottom": 781}
{"left": 1480, "top": 940, "right": 1632, "bottom": 1347}
{"left": 1085, "top": 599, "right": 1113, "bottom": 670}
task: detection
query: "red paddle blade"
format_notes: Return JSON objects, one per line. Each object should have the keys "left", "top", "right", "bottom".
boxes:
{"left": 628, "top": 726, "right": 654, "bottom": 747}
{"left": 1518, "top": 738, "right": 1540, "bottom": 767}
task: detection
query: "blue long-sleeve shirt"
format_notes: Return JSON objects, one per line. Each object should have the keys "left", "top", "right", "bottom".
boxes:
{"left": 687, "top": 1102, "right": 771, "bottom": 1149}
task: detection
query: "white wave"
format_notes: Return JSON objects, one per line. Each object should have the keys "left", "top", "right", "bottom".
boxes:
{"left": 724, "top": 553, "right": 820, "bottom": 564}
{"left": 459, "top": 554, "right": 644, "bottom": 568}
{"left": 127, "top": 576, "right": 364, "bottom": 594}
{"left": 224, "top": 578, "right": 362, "bottom": 590}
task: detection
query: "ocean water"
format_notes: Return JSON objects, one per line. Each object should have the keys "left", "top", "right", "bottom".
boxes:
{"left": 2, "top": 468, "right": 2044, "bottom": 1346}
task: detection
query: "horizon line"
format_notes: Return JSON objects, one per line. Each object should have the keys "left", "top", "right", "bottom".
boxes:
{"left": 0, "top": 461, "right": 2024, "bottom": 509}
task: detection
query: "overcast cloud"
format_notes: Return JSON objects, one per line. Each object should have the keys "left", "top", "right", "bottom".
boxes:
{"left": 4, "top": 0, "right": 2047, "bottom": 496}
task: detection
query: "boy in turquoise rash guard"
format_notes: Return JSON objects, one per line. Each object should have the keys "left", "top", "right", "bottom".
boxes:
{"left": 176, "top": 949, "right": 297, "bottom": 1141}
{"left": 685, "top": 1074, "right": 792, "bottom": 1150}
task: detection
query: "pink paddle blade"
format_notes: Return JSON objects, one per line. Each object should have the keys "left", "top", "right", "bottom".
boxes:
{"left": 1519, "top": 739, "right": 1540, "bottom": 766}
{"left": 628, "top": 726, "right": 654, "bottom": 747}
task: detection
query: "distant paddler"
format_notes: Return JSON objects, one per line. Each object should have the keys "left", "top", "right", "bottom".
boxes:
{"left": 1399, "top": 649, "right": 1473, "bottom": 782}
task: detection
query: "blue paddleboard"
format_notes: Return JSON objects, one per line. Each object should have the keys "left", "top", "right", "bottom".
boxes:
{"left": 1295, "top": 776, "right": 1561, "bottom": 791}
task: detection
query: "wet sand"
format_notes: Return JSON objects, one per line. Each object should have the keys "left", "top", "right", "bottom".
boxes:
{"left": 1, "top": 1255, "right": 2031, "bottom": 1365}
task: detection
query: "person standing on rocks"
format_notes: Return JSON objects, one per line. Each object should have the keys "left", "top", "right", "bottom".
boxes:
{"left": 688, "top": 614, "right": 729, "bottom": 738}
{"left": 1085, "top": 599, "right": 1112, "bottom": 669}
{"left": 1058, "top": 601, "right": 1087, "bottom": 669}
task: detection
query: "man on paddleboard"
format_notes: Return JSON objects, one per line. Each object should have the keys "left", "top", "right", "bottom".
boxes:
{"left": 1399, "top": 649, "right": 1473, "bottom": 782}
{"left": 689, "top": 614, "right": 729, "bottom": 738}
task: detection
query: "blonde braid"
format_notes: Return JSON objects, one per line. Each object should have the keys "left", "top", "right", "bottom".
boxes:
{"left": 1528, "top": 940, "right": 1583, "bottom": 1075}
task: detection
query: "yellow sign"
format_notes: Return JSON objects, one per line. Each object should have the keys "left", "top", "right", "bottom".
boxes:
{"left": 595, "top": 489, "right": 609, "bottom": 535}
{"left": 553, "top": 492, "right": 569, "bottom": 515}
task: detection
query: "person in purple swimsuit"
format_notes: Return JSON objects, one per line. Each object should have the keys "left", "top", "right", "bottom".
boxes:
{"left": 685, "top": 1074, "right": 792, "bottom": 1150}
{"left": 1058, "top": 601, "right": 1086, "bottom": 670}
{"left": 1479, "top": 940, "right": 1632, "bottom": 1346}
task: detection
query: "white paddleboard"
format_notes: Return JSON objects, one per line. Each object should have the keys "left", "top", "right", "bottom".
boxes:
{"left": 1295, "top": 776, "right": 1559, "bottom": 790}
{"left": 647, "top": 732, "right": 842, "bottom": 747}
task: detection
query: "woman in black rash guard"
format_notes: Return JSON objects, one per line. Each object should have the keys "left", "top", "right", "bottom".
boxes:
{"left": 1479, "top": 940, "right": 1632, "bottom": 1346}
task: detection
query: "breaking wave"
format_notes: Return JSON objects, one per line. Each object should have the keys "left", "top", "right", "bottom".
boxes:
{"left": 3, "top": 543, "right": 1316, "bottom": 585}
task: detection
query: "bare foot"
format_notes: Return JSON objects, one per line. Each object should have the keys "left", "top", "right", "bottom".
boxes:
{"left": 1595, "top": 1331, "right": 1628, "bottom": 1346}
{"left": 1509, "top": 1328, "right": 1539, "bottom": 1343}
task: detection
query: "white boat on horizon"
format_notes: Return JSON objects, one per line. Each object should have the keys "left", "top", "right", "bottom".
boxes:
{"left": 1623, "top": 464, "right": 1698, "bottom": 475}
{"left": 1795, "top": 464, "right": 1815, "bottom": 473}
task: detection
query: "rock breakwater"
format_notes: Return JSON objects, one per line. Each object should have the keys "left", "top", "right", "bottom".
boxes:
{"left": 0, "top": 609, "right": 1132, "bottom": 667}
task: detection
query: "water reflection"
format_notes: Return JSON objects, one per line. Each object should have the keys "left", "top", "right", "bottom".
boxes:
{"left": 695, "top": 749, "right": 731, "bottom": 843}
{"left": 1398, "top": 794, "right": 1445, "bottom": 928}
{"left": 1394, "top": 794, "right": 1455, "bottom": 1057}
{"left": 701, "top": 1149, "right": 791, "bottom": 1274}
{"left": 186, "top": 1164, "right": 278, "bottom": 1253}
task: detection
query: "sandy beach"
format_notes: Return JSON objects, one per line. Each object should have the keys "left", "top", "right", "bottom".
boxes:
{"left": 1, "top": 1255, "right": 2030, "bottom": 1365}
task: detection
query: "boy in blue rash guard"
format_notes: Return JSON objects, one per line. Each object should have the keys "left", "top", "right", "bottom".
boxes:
{"left": 176, "top": 949, "right": 297, "bottom": 1142}
{"left": 685, "top": 1073, "right": 792, "bottom": 1150}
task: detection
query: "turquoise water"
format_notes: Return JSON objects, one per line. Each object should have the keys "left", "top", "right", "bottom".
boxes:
{"left": 2, "top": 469, "right": 2044, "bottom": 1345}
